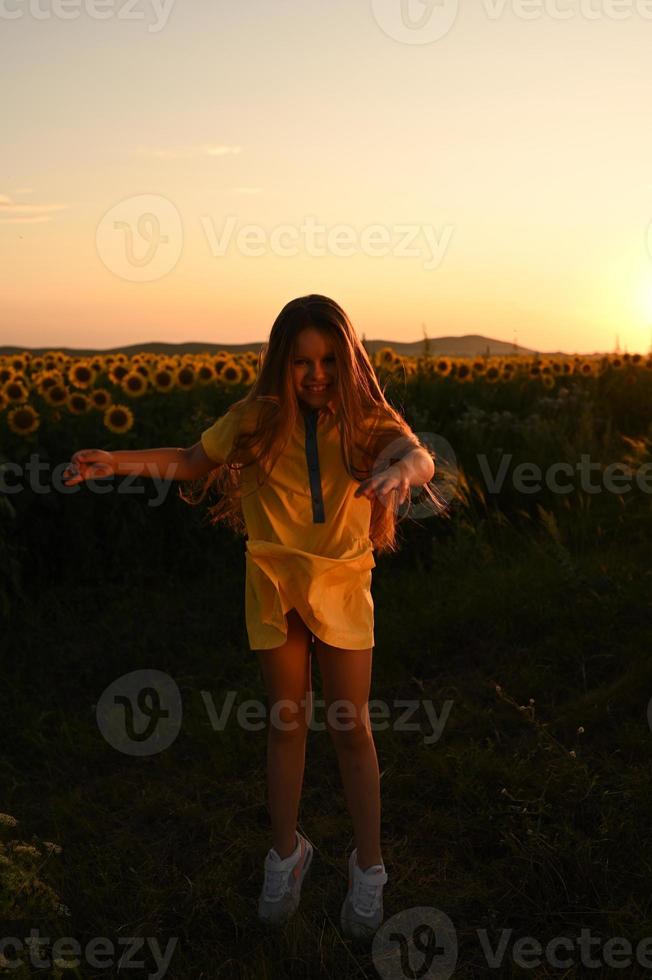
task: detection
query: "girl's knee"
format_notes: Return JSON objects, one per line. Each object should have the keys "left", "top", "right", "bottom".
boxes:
{"left": 327, "top": 714, "right": 373, "bottom": 752}
{"left": 267, "top": 698, "right": 311, "bottom": 740}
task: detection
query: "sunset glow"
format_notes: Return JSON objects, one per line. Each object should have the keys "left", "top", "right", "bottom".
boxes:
{"left": 3, "top": 2, "right": 652, "bottom": 353}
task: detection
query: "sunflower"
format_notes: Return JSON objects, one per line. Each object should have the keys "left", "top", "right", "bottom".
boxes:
{"left": 196, "top": 361, "right": 217, "bottom": 385}
{"left": 31, "top": 356, "right": 46, "bottom": 372}
{"left": 632, "top": 353, "right": 642, "bottom": 365}
{"left": 89, "top": 388, "right": 112, "bottom": 410}
{"left": 220, "top": 361, "right": 243, "bottom": 385}
{"left": 121, "top": 371, "right": 148, "bottom": 398}
{"left": 239, "top": 362, "right": 257, "bottom": 386}
{"left": 108, "top": 364, "right": 130, "bottom": 385}
{"left": 35, "top": 370, "right": 65, "bottom": 394}
{"left": 455, "top": 361, "right": 472, "bottom": 383}
{"left": 645, "top": 358, "right": 652, "bottom": 370}
{"left": 610, "top": 356, "right": 623, "bottom": 369}
{"left": 2, "top": 378, "right": 29, "bottom": 403}
{"left": 8, "top": 404, "right": 40, "bottom": 436}
{"left": 212, "top": 354, "right": 230, "bottom": 373}
{"left": 542, "top": 374, "right": 555, "bottom": 389}
{"left": 485, "top": 365, "right": 500, "bottom": 383}
{"left": 529, "top": 363, "right": 541, "bottom": 377}
{"left": 0, "top": 391, "right": 6, "bottom": 412}
{"left": 151, "top": 367, "right": 176, "bottom": 393}
{"left": 68, "top": 361, "right": 96, "bottom": 390}
{"left": 578, "top": 361, "right": 594, "bottom": 377}
{"left": 176, "top": 365, "right": 196, "bottom": 389}
{"left": 43, "top": 383, "right": 69, "bottom": 407}
{"left": 435, "top": 357, "right": 452, "bottom": 377}
{"left": 10, "top": 354, "right": 29, "bottom": 373}
{"left": 472, "top": 359, "right": 486, "bottom": 375}
{"left": 133, "top": 363, "right": 150, "bottom": 380}
{"left": 67, "top": 392, "right": 91, "bottom": 415}
{"left": 375, "top": 347, "right": 396, "bottom": 367}
{"left": 0, "top": 366, "right": 14, "bottom": 385}
{"left": 104, "top": 404, "right": 134, "bottom": 434}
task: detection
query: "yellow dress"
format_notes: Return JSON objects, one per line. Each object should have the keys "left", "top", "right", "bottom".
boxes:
{"left": 200, "top": 399, "right": 378, "bottom": 650}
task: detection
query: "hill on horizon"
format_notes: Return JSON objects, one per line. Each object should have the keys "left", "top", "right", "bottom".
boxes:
{"left": 1, "top": 334, "right": 588, "bottom": 358}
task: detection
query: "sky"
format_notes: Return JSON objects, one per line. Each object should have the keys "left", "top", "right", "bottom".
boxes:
{"left": 2, "top": 0, "right": 652, "bottom": 355}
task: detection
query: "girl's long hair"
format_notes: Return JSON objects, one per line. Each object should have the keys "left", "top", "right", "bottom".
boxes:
{"left": 178, "top": 294, "right": 438, "bottom": 555}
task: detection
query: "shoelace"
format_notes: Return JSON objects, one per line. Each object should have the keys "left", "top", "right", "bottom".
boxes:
{"left": 264, "top": 843, "right": 303, "bottom": 900}
{"left": 352, "top": 873, "right": 384, "bottom": 915}
{"left": 264, "top": 864, "right": 293, "bottom": 901}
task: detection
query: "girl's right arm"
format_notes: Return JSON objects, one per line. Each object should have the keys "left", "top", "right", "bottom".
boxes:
{"left": 63, "top": 442, "right": 216, "bottom": 487}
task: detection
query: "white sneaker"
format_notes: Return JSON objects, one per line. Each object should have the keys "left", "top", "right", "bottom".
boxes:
{"left": 340, "top": 848, "right": 388, "bottom": 941}
{"left": 257, "top": 831, "right": 314, "bottom": 927}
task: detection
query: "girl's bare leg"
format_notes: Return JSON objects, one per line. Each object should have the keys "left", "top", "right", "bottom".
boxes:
{"left": 255, "top": 608, "right": 314, "bottom": 860}
{"left": 313, "top": 640, "right": 383, "bottom": 871}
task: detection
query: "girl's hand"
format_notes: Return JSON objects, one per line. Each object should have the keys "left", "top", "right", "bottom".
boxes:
{"left": 354, "top": 462, "right": 410, "bottom": 508}
{"left": 63, "top": 449, "right": 115, "bottom": 486}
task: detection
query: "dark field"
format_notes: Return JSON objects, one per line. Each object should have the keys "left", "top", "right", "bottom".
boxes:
{"left": 2, "top": 353, "right": 652, "bottom": 979}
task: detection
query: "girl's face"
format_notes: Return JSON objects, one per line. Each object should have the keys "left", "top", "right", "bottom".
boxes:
{"left": 292, "top": 327, "right": 338, "bottom": 409}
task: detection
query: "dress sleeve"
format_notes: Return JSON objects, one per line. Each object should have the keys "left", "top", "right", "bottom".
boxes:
{"left": 200, "top": 400, "right": 262, "bottom": 464}
{"left": 364, "top": 406, "right": 424, "bottom": 465}
{"left": 200, "top": 409, "right": 241, "bottom": 464}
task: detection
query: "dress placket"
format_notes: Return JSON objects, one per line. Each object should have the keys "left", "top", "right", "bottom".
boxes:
{"left": 304, "top": 407, "right": 326, "bottom": 523}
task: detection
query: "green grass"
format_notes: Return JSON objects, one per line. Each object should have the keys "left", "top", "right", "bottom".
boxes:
{"left": 3, "top": 368, "right": 652, "bottom": 977}
{"left": 2, "top": 514, "right": 652, "bottom": 978}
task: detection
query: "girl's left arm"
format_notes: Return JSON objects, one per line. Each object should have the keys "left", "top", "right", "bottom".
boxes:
{"left": 354, "top": 448, "right": 435, "bottom": 505}
{"left": 394, "top": 448, "right": 435, "bottom": 485}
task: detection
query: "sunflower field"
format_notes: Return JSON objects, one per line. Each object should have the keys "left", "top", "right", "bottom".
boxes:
{"left": 2, "top": 344, "right": 652, "bottom": 976}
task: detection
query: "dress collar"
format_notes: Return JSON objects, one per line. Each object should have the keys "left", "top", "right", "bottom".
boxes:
{"left": 299, "top": 398, "right": 336, "bottom": 419}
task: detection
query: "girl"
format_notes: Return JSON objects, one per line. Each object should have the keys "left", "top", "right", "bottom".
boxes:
{"left": 63, "top": 294, "right": 438, "bottom": 942}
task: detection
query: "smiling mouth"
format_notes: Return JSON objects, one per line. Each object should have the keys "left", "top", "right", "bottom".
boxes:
{"left": 304, "top": 385, "right": 331, "bottom": 391}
